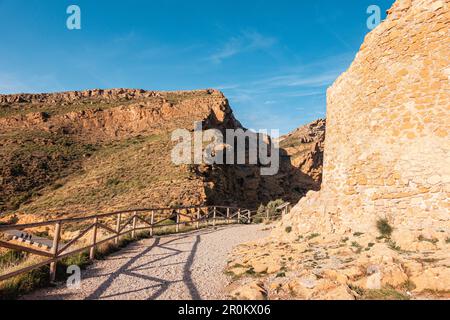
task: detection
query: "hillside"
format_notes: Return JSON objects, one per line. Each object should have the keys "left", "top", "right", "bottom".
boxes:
{"left": 227, "top": 0, "right": 450, "bottom": 300}
{"left": 0, "top": 89, "right": 324, "bottom": 223}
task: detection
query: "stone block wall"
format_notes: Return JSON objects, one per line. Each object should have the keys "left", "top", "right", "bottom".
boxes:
{"left": 277, "top": 0, "right": 449, "bottom": 245}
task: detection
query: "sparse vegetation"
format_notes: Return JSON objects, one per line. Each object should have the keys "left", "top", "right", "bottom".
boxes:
{"left": 0, "top": 261, "right": 50, "bottom": 300}
{"left": 0, "top": 250, "right": 27, "bottom": 270}
{"left": 349, "top": 284, "right": 410, "bottom": 300}
{"left": 254, "top": 199, "right": 286, "bottom": 224}
{"left": 361, "top": 287, "right": 410, "bottom": 300}
{"left": 245, "top": 268, "right": 256, "bottom": 276}
{"left": 376, "top": 218, "right": 393, "bottom": 238}
{"left": 387, "top": 240, "right": 402, "bottom": 252}
{"left": 401, "top": 280, "right": 416, "bottom": 292}
{"left": 418, "top": 235, "right": 438, "bottom": 244}
{"left": 351, "top": 241, "right": 363, "bottom": 254}
{"left": 416, "top": 257, "right": 440, "bottom": 264}
{"left": 106, "top": 178, "right": 121, "bottom": 187}
{"left": 285, "top": 226, "right": 292, "bottom": 234}
{"left": 0, "top": 215, "right": 19, "bottom": 226}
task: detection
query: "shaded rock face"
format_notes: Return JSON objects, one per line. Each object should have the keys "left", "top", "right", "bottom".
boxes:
{"left": 279, "top": 119, "right": 326, "bottom": 189}
{"left": 0, "top": 89, "right": 319, "bottom": 219}
{"left": 202, "top": 118, "right": 326, "bottom": 208}
{"left": 277, "top": 0, "right": 450, "bottom": 242}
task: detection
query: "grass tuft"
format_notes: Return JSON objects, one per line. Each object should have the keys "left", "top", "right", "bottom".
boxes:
{"left": 351, "top": 241, "right": 363, "bottom": 254}
{"left": 307, "top": 233, "right": 320, "bottom": 240}
{"left": 376, "top": 219, "right": 393, "bottom": 238}
{"left": 418, "top": 235, "right": 438, "bottom": 245}
{"left": 362, "top": 288, "right": 410, "bottom": 300}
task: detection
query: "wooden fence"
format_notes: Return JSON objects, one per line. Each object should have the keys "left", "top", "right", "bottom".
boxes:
{"left": 0, "top": 205, "right": 252, "bottom": 282}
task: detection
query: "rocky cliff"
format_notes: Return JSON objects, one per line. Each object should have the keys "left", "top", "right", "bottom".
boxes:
{"left": 0, "top": 89, "right": 236, "bottom": 218}
{"left": 277, "top": 0, "right": 450, "bottom": 247}
{"left": 227, "top": 0, "right": 450, "bottom": 300}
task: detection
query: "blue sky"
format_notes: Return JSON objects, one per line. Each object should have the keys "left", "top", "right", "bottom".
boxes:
{"left": 0, "top": 0, "right": 393, "bottom": 134}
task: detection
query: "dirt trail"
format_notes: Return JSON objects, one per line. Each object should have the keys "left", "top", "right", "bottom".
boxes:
{"left": 24, "top": 224, "right": 269, "bottom": 300}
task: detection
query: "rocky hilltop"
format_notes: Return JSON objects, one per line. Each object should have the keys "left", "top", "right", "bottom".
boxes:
{"left": 0, "top": 88, "right": 322, "bottom": 222}
{"left": 227, "top": 0, "right": 449, "bottom": 300}
{"left": 0, "top": 89, "right": 233, "bottom": 219}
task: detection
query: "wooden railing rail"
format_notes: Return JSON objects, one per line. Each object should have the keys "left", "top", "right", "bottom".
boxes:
{"left": 0, "top": 205, "right": 254, "bottom": 282}
{"left": 276, "top": 202, "right": 291, "bottom": 216}
{"left": 263, "top": 202, "right": 291, "bottom": 220}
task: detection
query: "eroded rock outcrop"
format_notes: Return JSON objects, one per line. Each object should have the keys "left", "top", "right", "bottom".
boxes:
{"left": 0, "top": 89, "right": 240, "bottom": 216}
{"left": 0, "top": 89, "right": 318, "bottom": 219}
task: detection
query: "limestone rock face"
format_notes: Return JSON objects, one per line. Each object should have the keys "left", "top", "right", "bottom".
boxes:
{"left": 276, "top": 0, "right": 450, "bottom": 240}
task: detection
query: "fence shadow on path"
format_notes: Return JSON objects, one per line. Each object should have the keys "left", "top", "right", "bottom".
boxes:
{"left": 84, "top": 227, "right": 220, "bottom": 300}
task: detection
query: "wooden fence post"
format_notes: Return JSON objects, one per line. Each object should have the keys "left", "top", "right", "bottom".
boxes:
{"left": 213, "top": 207, "right": 217, "bottom": 227}
{"left": 176, "top": 210, "right": 180, "bottom": 233}
{"left": 115, "top": 213, "right": 122, "bottom": 245}
{"left": 196, "top": 208, "right": 200, "bottom": 229}
{"left": 247, "top": 210, "right": 251, "bottom": 224}
{"left": 50, "top": 222, "right": 61, "bottom": 282}
{"left": 226, "top": 208, "right": 230, "bottom": 224}
{"left": 237, "top": 209, "right": 241, "bottom": 224}
{"left": 150, "top": 211, "right": 154, "bottom": 237}
{"left": 89, "top": 217, "right": 99, "bottom": 260}
{"left": 131, "top": 211, "right": 137, "bottom": 239}
{"left": 266, "top": 208, "right": 270, "bottom": 220}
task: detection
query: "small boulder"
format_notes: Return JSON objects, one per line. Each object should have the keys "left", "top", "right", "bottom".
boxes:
{"left": 231, "top": 281, "right": 267, "bottom": 300}
{"left": 411, "top": 267, "right": 450, "bottom": 293}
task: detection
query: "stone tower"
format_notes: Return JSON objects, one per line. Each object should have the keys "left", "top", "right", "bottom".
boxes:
{"left": 277, "top": 0, "right": 449, "bottom": 249}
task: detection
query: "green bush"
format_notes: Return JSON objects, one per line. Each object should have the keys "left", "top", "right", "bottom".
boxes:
{"left": 418, "top": 235, "right": 438, "bottom": 244}
{"left": 376, "top": 219, "right": 393, "bottom": 238}
{"left": 0, "top": 251, "right": 27, "bottom": 270}
{"left": 0, "top": 265, "right": 50, "bottom": 300}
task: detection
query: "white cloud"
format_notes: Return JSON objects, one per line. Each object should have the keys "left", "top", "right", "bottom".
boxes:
{"left": 0, "top": 73, "right": 63, "bottom": 94}
{"left": 253, "top": 71, "right": 340, "bottom": 89}
{"left": 209, "top": 31, "right": 277, "bottom": 63}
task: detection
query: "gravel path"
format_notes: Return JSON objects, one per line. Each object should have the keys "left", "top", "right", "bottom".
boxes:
{"left": 24, "top": 224, "right": 269, "bottom": 300}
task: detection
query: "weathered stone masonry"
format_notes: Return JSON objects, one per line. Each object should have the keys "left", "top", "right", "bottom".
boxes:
{"left": 277, "top": 0, "right": 450, "bottom": 248}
